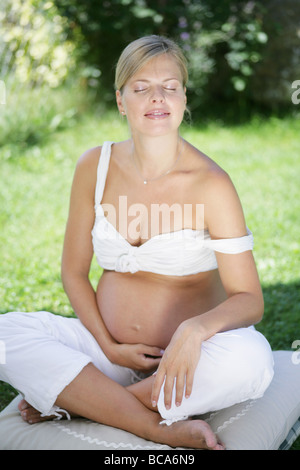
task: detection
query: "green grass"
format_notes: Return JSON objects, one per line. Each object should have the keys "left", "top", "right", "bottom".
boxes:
{"left": 0, "top": 110, "right": 299, "bottom": 448}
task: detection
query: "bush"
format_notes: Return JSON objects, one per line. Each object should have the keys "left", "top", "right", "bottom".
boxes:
{"left": 55, "top": 0, "right": 270, "bottom": 114}
{"left": 0, "top": 81, "right": 87, "bottom": 153}
{"left": 0, "top": 0, "right": 78, "bottom": 88}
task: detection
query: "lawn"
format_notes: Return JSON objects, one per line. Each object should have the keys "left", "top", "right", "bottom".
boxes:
{"left": 0, "top": 111, "right": 299, "bottom": 448}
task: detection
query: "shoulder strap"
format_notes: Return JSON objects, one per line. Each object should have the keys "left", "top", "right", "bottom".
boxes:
{"left": 204, "top": 228, "right": 254, "bottom": 254}
{"left": 94, "top": 141, "right": 114, "bottom": 208}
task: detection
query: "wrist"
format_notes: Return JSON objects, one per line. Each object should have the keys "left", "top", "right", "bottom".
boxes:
{"left": 91, "top": 324, "right": 119, "bottom": 362}
{"left": 182, "top": 316, "right": 208, "bottom": 342}
{"left": 99, "top": 336, "right": 119, "bottom": 363}
{"left": 106, "top": 342, "right": 120, "bottom": 364}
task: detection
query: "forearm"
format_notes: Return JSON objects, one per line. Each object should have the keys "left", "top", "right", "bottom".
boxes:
{"left": 62, "top": 272, "right": 117, "bottom": 359}
{"left": 186, "top": 291, "right": 264, "bottom": 343}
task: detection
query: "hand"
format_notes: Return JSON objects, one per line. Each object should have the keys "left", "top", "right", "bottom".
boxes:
{"left": 151, "top": 319, "right": 202, "bottom": 410}
{"left": 110, "top": 342, "right": 164, "bottom": 372}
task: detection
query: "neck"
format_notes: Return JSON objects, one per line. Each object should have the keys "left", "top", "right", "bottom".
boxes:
{"left": 131, "top": 132, "right": 181, "bottom": 181}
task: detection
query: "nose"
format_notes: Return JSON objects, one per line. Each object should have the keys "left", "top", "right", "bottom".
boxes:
{"left": 150, "top": 86, "right": 165, "bottom": 103}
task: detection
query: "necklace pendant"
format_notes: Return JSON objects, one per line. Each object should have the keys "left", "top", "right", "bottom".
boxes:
{"left": 143, "top": 180, "right": 147, "bottom": 185}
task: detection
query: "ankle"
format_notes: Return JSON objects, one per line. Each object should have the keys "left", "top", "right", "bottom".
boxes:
{"left": 126, "top": 376, "right": 155, "bottom": 411}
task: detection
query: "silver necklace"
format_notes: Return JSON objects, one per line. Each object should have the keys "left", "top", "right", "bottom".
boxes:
{"left": 132, "top": 138, "right": 184, "bottom": 185}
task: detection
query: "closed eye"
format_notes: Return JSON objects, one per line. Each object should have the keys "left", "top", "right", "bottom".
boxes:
{"left": 134, "top": 87, "right": 176, "bottom": 93}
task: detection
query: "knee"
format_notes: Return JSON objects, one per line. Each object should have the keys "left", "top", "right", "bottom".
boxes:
{"left": 227, "top": 328, "right": 274, "bottom": 398}
{"left": 236, "top": 328, "right": 273, "bottom": 369}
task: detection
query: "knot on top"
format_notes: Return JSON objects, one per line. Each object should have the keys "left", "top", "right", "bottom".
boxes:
{"left": 115, "top": 246, "right": 140, "bottom": 273}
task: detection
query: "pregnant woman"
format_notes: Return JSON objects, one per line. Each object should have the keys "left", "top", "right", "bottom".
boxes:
{"left": 0, "top": 36, "right": 274, "bottom": 450}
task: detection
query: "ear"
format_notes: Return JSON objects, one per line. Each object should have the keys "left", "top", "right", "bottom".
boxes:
{"left": 116, "top": 90, "right": 125, "bottom": 115}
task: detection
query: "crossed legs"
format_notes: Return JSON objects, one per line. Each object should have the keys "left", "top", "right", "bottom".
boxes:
{"left": 18, "top": 363, "right": 224, "bottom": 450}
{"left": 5, "top": 313, "right": 273, "bottom": 450}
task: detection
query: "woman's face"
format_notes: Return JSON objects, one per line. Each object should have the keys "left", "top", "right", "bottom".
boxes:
{"left": 116, "top": 54, "right": 187, "bottom": 138}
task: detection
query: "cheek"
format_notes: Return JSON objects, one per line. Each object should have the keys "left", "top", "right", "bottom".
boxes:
{"left": 125, "top": 104, "right": 142, "bottom": 122}
{"left": 122, "top": 93, "right": 138, "bottom": 114}
{"left": 171, "top": 91, "right": 186, "bottom": 108}
{"left": 122, "top": 95, "right": 141, "bottom": 116}
{"left": 173, "top": 96, "right": 187, "bottom": 118}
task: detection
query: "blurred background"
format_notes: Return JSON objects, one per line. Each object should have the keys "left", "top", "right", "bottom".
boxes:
{"left": 1, "top": 0, "right": 300, "bottom": 147}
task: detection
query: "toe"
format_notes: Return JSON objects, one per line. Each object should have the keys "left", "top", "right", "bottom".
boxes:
{"left": 21, "top": 408, "right": 43, "bottom": 424}
{"left": 18, "top": 399, "right": 30, "bottom": 412}
{"left": 200, "top": 422, "right": 219, "bottom": 449}
{"left": 212, "top": 442, "right": 226, "bottom": 450}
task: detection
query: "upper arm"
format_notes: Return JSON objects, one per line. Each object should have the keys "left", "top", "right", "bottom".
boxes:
{"left": 204, "top": 170, "right": 262, "bottom": 299}
{"left": 61, "top": 146, "right": 101, "bottom": 278}
{"left": 204, "top": 169, "right": 247, "bottom": 240}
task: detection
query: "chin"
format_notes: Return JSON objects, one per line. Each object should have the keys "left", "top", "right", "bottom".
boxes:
{"left": 141, "top": 121, "right": 182, "bottom": 137}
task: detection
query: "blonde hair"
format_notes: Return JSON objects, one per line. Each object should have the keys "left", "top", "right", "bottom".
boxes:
{"left": 115, "top": 35, "right": 188, "bottom": 92}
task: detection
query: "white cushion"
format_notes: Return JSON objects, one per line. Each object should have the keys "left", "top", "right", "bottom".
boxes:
{"left": 0, "top": 351, "right": 299, "bottom": 450}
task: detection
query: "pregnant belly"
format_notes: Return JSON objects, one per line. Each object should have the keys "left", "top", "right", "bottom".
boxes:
{"left": 96, "top": 270, "right": 225, "bottom": 349}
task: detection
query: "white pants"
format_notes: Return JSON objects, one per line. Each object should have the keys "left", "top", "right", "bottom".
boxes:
{"left": 0, "top": 311, "right": 274, "bottom": 424}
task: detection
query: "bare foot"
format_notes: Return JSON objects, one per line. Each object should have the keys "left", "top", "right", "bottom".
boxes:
{"left": 127, "top": 375, "right": 224, "bottom": 450}
{"left": 158, "top": 418, "right": 225, "bottom": 450}
{"left": 18, "top": 399, "right": 74, "bottom": 424}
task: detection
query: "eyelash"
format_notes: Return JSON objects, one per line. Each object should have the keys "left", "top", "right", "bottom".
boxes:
{"left": 134, "top": 88, "right": 177, "bottom": 93}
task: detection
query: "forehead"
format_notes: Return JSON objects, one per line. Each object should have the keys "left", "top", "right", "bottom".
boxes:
{"left": 129, "top": 54, "right": 183, "bottom": 83}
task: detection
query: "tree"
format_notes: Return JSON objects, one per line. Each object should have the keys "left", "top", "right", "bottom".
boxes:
{"left": 55, "top": 0, "right": 270, "bottom": 115}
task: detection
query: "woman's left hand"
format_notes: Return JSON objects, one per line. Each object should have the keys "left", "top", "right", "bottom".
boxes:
{"left": 151, "top": 318, "right": 203, "bottom": 410}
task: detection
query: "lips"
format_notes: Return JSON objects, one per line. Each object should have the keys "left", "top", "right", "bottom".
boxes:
{"left": 144, "top": 109, "right": 170, "bottom": 119}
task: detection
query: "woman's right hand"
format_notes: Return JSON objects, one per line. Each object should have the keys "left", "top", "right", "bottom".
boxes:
{"left": 109, "top": 342, "right": 164, "bottom": 372}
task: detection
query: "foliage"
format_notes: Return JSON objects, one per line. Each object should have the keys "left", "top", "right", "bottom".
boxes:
{"left": 0, "top": 0, "right": 79, "bottom": 87}
{"left": 0, "top": 82, "right": 90, "bottom": 150}
{"left": 54, "top": 0, "right": 269, "bottom": 111}
{"left": 249, "top": 0, "right": 300, "bottom": 108}
{"left": 172, "top": 0, "right": 269, "bottom": 110}
{"left": 1, "top": 0, "right": 299, "bottom": 115}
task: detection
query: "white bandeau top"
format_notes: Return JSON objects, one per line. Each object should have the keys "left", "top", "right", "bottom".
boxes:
{"left": 91, "top": 142, "right": 254, "bottom": 276}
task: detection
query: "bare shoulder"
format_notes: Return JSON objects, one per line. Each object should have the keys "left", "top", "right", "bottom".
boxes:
{"left": 205, "top": 169, "right": 247, "bottom": 238}
{"left": 68, "top": 146, "right": 102, "bottom": 207}
{"left": 74, "top": 145, "right": 103, "bottom": 186}
{"left": 184, "top": 141, "right": 229, "bottom": 190}
{"left": 76, "top": 145, "right": 102, "bottom": 173}
{"left": 185, "top": 142, "right": 247, "bottom": 238}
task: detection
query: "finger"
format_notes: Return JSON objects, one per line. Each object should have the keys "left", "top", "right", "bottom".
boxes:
{"left": 163, "top": 373, "right": 175, "bottom": 410}
{"left": 185, "top": 367, "right": 195, "bottom": 399}
{"left": 151, "top": 370, "right": 166, "bottom": 407}
{"left": 143, "top": 345, "right": 165, "bottom": 358}
{"left": 141, "top": 355, "right": 162, "bottom": 371}
{"left": 175, "top": 371, "right": 186, "bottom": 407}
